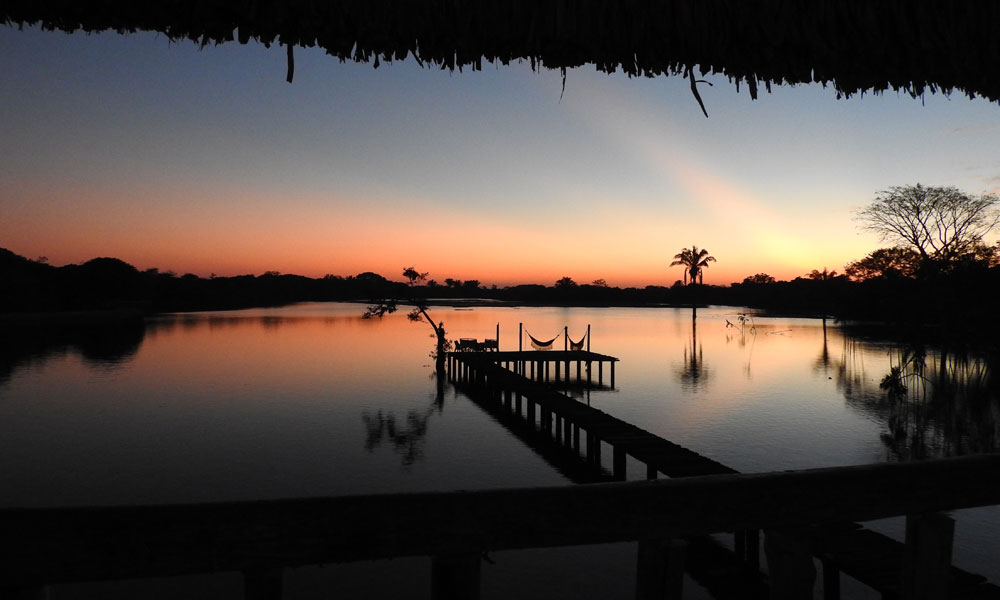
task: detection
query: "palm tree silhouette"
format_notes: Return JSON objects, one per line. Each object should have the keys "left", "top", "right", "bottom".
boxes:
{"left": 808, "top": 267, "right": 838, "bottom": 280}
{"left": 670, "top": 246, "right": 717, "bottom": 285}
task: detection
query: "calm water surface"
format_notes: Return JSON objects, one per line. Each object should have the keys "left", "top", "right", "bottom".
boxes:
{"left": 2, "top": 302, "right": 998, "bottom": 598}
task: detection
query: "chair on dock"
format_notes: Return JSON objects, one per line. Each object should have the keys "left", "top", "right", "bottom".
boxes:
{"left": 455, "top": 338, "right": 478, "bottom": 352}
{"left": 454, "top": 338, "right": 499, "bottom": 352}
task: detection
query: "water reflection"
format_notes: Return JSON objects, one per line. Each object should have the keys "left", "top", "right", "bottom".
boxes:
{"left": 0, "top": 317, "right": 145, "bottom": 385}
{"left": 837, "top": 336, "right": 999, "bottom": 460}
{"left": 361, "top": 376, "right": 446, "bottom": 466}
{"left": 814, "top": 318, "right": 832, "bottom": 374}
{"left": 724, "top": 312, "right": 757, "bottom": 380}
{"left": 677, "top": 314, "right": 710, "bottom": 391}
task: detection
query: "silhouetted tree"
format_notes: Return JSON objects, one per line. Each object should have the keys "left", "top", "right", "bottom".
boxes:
{"left": 807, "top": 267, "right": 838, "bottom": 280}
{"left": 591, "top": 278, "right": 609, "bottom": 287}
{"left": 444, "top": 278, "right": 462, "bottom": 288}
{"left": 670, "top": 246, "right": 716, "bottom": 285}
{"left": 364, "top": 267, "right": 449, "bottom": 372}
{"left": 742, "top": 273, "right": 775, "bottom": 285}
{"left": 844, "top": 247, "right": 921, "bottom": 280}
{"left": 555, "top": 276, "right": 578, "bottom": 289}
{"left": 856, "top": 184, "right": 999, "bottom": 274}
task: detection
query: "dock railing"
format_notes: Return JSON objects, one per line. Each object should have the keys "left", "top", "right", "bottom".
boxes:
{"left": 4, "top": 454, "right": 1000, "bottom": 600}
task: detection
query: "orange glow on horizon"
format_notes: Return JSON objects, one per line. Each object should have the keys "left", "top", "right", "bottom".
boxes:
{"left": 2, "top": 141, "right": 877, "bottom": 289}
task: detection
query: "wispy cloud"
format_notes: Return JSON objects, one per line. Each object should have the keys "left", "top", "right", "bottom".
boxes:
{"left": 985, "top": 175, "right": 1000, "bottom": 194}
{"left": 950, "top": 123, "right": 1000, "bottom": 135}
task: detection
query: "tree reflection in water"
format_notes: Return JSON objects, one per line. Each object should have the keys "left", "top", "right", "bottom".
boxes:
{"left": 1, "top": 317, "right": 145, "bottom": 385}
{"left": 814, "top": 318, "right": 832, "bottom": 374}
{"left": 838, "top": 336, "right": 998, "bottom": 460}
{"left": 677, "top": 312, "right": 710, "bottom": 391}
{"left": 724, "top": 312, "right": 756, "bottom": 380}
{"left": 361, "top": 375, "right": 446, "bottom": 466}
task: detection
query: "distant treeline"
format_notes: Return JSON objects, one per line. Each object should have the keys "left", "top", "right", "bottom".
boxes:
{"left": 3, "top": 248, "right": 1000, "bottom": 340}
{"left": 0, "top": 248, "right": 413, "bottom": 313}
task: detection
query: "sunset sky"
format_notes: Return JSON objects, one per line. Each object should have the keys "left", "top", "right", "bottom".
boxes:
{"left": 2, "top": 26, "right": 999, "bottom": 287}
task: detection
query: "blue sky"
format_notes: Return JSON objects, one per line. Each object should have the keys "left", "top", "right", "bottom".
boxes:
{"left": 1, "top": 25, "right": 998, "bottom": 285}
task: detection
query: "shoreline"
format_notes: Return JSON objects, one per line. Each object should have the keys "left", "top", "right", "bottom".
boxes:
{"left": 1, "top": 302, "right": 987, "bottom": 351}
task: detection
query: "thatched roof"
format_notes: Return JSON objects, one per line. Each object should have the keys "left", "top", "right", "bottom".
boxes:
{"left": 5, "top": 0, "right": 999, "bottom": 107}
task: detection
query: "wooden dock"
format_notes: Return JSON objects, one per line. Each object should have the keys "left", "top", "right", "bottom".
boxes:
{"left": 453, "top": 349, "right": 620, "bottom": 387}
{"left": 448, "top": 351, "right": 733, "bottom": 480}
{"left": 448, "top": 350, "right": 1000, "bottom": 600}
{"left": 453, "top": 367, "right": 770, "bottom": 599}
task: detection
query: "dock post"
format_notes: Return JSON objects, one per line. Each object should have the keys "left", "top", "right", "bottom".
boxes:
{"left": 515, "top": 392, "right": 522, "bottom": 414}
{"left": 599, "top": 362, "right": 604, "bottom": 385}
{"left": 519, "top": 322, "right": 523, "bottom": 352}
{"left": 572, "top": 424, "right": 580, "bottom": 451}
{"left": 432, "top": 554, "right": 481, "bottom": 600}
{"left": 635, "top": 539, "right": 686, "bottom": 600}
{"left": 587, "top": 324, "right": 591, "bottom": 351}
{"left": 611, "top": 361, "right": 615, "bottom": 389}
{"left": 901, "top": 512, "right": 954, "bottom": 600}
{"left": 613, "top": 447, "right": 626, "bottom": 480}
{"left": 586, "top": 432, "right": 601, "bottom": 465}
{"left": 646, "top": 464, "right": 657, "bottom": 480}
{"left": 555, "top": 361, "right": 560, "bottom": 383}
{"left": 243, "top": 568, "right": 283, "bottom": 600}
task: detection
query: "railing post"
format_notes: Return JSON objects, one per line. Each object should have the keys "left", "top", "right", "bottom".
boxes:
{"left": 901, "top": 512, "right": 954, "bottom": 600}
{"left": 243, "top": 568, "right": 283, "bottom": 600}
{"left": 764, "top": 528, "right": 815, "bottom": 600}
{"left": 635, "top": 539, "right": 686, "bottom": 600}
{"left": 432, "top": 553, "right": 481, "bottom": 600}
{"left": 746, "top": 528, "right": 760, "bottom": 571}
{"left": 821, "top": 555, "right": 840, "bottom": 600}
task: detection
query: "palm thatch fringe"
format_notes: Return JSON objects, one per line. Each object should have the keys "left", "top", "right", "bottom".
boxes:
{"left": 4, "top": 0, "right": 999, "bottom": 103}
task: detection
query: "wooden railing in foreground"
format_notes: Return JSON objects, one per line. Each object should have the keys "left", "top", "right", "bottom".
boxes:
{"left": 4, "top": 454, "right": 1000, "bottom": 600}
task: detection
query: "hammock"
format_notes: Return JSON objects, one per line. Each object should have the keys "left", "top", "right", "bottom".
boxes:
{"left": 525, "top": 330, "right": 560, "bottom": 351}
{"left": 568, "top": 331, "right": 587, "bottom": 351}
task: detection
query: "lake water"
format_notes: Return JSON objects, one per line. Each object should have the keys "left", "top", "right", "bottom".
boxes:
{"left": 2, "top": 302, "right": 998, "bottom": 599}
